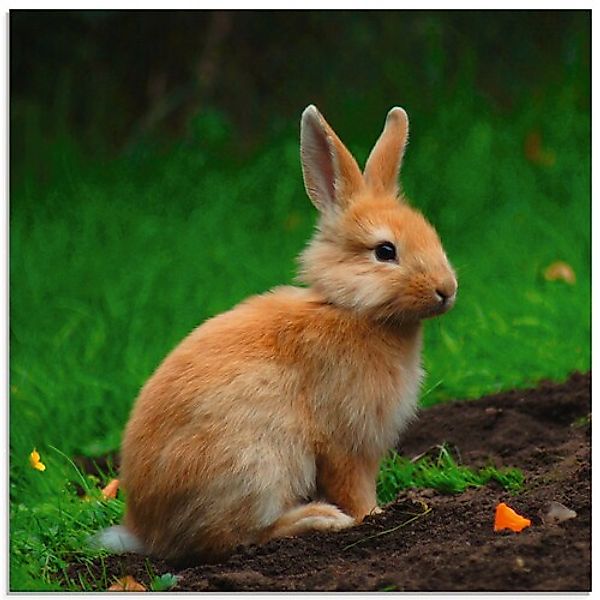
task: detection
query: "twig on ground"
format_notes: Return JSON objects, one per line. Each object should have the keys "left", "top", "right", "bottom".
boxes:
{"left": 342, "top": 503, "right": 432, "bottom": 551}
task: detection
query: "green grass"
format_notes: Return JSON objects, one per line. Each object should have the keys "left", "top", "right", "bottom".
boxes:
{"left": 10, "top": 87, "right": 589, "bottom": 590}
{"left": 377, "top": 445, "right": 524, "bottom": 504}
{"left": 10, "top": 449, "right": 123, "bottom": 591}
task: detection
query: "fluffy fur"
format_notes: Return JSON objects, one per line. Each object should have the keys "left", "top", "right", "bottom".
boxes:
{"left": 106, "top": 104, "right": 457, "bottom": 564}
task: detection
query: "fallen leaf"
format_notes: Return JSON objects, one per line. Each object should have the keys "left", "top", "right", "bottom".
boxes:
{"left": 107, "top": 575, "right": 146, "bottom": 592}
{"left": 29, "top": 448, "right": 46, "bottom": 472}
{"left": 102, "top": 478, "right": 120, "bottom": 499}
{"left": 544, "top": 261, "right": 576, "bottom": 285}
{"left": 494, "top": 502, "right": 531, "bottom": 533}
{"left": 524, "top": 131, "right": 556, "bottom": 166}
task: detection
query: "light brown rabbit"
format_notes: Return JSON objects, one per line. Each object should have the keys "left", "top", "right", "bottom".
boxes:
{"left": 97, "top": 105, "right": 457, "bottom": 564}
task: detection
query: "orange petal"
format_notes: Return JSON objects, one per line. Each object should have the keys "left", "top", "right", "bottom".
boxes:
{"left": 494, "top": 502, "right": 531, "bottom": 533}
{"left": 107, "top": 575, "right": 146, "bottom": 592}
{"left": 543, "top": 261, "right": 576, "bottom": 284}
{"left": 101, "top": 478, "right": 120, "bottom": 499}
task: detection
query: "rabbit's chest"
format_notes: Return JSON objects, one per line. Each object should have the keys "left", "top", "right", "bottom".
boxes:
{"left": 385, "top": 360, "right": 424, "bottom": 441}
{"left": 368, "top": 351, "right": 424, "bottom": 452}
{"left": 323, "top": 346, "right": 424, "bottom": 455}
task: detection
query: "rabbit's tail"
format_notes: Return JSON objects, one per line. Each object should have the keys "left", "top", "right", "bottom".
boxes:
{"left": 90, "top": 525, "right": 146, "bottom": 554}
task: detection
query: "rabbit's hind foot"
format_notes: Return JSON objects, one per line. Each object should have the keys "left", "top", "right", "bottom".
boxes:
{"left": 263, "top": 501, "right": 355, "bottom": 541}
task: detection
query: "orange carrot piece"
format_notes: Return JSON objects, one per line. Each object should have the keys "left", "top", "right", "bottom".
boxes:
{"left": 494, "top": 502, "right": 531, "bottom": 532}
{"left": 101, "top": 478, "right": 120, "bottom": 499}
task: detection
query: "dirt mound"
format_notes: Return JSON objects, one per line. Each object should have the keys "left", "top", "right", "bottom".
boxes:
{"left": 68, "top": 371, "right": 591, "bottom": 591}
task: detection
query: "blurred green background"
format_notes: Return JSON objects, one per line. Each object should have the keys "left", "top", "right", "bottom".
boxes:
{"left": 10, "top": 10, "right": 590, "bottom": 590}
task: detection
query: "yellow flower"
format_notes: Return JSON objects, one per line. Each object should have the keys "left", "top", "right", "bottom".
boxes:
{"left": 29, "top": 448, "right": 46, "bottom": 471}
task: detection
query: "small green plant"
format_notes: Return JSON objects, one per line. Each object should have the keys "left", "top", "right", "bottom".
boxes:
{"left": 377, "top": 445, "right": 524, "bottom": 504}
{"left": 150, "top": 572, "right": 179, "bottom": 592}
{"left": 571, "top": 413, "right": 591, "bottom": 428}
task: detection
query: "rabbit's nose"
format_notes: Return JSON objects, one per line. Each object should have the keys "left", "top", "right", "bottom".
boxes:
{"left": 435, "top": 288, "right": 450, "bottom": 304}
{"left": 435, "top": 276, "right": 457, "bottom": 306}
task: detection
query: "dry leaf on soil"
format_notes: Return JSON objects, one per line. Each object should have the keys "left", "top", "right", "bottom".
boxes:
{"left": 107, "top": 575, "right": 146, "bottom": 592}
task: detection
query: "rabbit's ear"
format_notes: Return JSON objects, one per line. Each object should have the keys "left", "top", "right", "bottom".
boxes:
{"left": 300, "top": 105, "right": 363, "bottom": 213}
{"left": 363, "top": 107, "right": 409, "bottom": 195}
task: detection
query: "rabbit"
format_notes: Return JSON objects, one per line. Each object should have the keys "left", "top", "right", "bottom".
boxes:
{"left": 96, "top": 104, "right": 457, "bottom": 564}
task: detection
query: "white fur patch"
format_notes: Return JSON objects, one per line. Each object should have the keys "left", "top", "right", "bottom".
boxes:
{"left": 369, "top": 227, "right": 396, "bottom": 247}
{"left": 89, "top": 525, "right": 145, "bottom": 554}
{"left": 389, "top": 364, "right": 424, "bottom": 442}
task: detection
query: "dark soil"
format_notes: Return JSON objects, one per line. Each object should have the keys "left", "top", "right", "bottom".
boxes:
{"left": 69, "top": 371, "right": 591, "bottom": 591}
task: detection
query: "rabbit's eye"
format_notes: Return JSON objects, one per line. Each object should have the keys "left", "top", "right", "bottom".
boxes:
{"left": 374, "top": 242, "right": 397, "bottom": 262}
